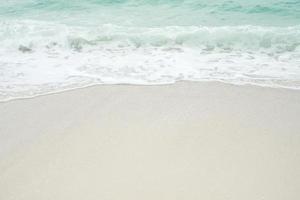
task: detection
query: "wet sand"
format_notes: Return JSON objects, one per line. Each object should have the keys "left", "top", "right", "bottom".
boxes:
{"left": 0, "top": 82, "right": 300, "bottom": 200}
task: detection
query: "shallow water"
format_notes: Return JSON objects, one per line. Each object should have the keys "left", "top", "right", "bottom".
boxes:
{"left": 1, "top": 0, "right": 300, "bottom": 100}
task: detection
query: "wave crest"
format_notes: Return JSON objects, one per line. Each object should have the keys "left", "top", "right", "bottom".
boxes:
{"left": 0, "top": 20, "right": 300, "bottom": 101}
{"left": 1, "top": 21, "right": 300, "bottom": 53}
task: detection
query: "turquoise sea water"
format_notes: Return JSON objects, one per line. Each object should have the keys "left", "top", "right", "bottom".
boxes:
{"left": 0, "top": 0, "right": 300, "bottom": 100}
{"left": 1, "top": 0, "right": 300, "bottom": 26}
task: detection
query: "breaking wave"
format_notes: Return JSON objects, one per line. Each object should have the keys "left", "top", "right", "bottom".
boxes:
{"left": 0, "top": 20, "right": 300, "bottom": 101}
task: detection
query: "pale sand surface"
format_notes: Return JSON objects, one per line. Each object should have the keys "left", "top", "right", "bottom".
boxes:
{"left": 0, "top": 82, "right": 300, "bottom": 200}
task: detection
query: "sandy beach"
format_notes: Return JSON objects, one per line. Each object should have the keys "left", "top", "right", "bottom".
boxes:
{"left": 0, "top": 82, "right": 300, "bottom": 200}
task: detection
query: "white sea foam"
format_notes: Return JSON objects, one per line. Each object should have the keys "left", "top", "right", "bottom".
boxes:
{"left": 0, "top": 20, "right": 300, "bottom": 101}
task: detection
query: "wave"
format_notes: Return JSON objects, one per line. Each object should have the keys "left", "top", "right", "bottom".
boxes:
{"left": 1, "top": 21, "right": 300, "bottom": 52}
{"left": 0, "top": 20, "right": 300, "bottom": 101}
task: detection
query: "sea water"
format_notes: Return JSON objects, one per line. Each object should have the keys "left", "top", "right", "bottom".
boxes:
{"left": 0, "top": 0, "right": 300, "bottom": 101}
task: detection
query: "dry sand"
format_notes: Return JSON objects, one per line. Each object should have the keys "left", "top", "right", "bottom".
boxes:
{"left": 0, "top": 82, "right": 300, "bottom": 200}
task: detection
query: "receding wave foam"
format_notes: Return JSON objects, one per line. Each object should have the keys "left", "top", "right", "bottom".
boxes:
{"left": 1, "top": 20, "right": 300, "bottom": 101}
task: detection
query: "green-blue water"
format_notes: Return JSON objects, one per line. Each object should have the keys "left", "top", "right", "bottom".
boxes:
{"left": 0, "top": 0, "right": 300, "bottom": 100}
{"left": 1, "top": 0, "right": 300, "bottom": 26}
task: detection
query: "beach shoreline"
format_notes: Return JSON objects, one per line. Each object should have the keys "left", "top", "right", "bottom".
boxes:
{"left": 0, "top": 82, "right": 300, "bottom": 200}
{"left": 2, "top": 80, "right": 300, "bottom": 103}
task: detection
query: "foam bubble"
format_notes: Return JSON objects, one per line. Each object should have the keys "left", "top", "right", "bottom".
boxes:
{"left": 1, "top": 20, "right": 300, "bottom": 101}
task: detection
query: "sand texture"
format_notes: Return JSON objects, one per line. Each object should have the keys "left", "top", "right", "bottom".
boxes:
{"left": 0, "top": 82, "right": 300, "bottom": 200}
